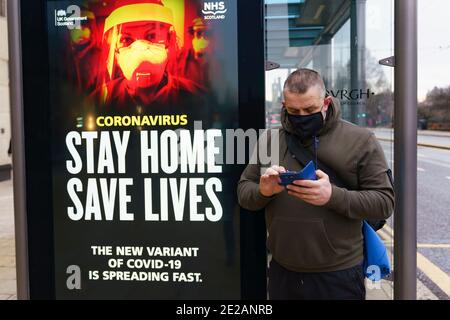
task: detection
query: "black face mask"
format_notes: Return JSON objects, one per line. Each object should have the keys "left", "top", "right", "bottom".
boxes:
{"left": 287, "top": 108, "right": 324, "bottom": 140}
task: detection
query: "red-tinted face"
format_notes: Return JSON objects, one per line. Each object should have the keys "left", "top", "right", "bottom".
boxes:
{"left": 117, "top": 21, "right": 171, "bottom": 48}
{"left": 190, "top": 27, "right": 212, "bottom": 57}
{"left": 115, "top": 21, "right": 172, "bottom": 88}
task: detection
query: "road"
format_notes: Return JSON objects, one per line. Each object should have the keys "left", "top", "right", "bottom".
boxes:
{"left": 373, "top": 128, "right": 450, "bottom": 149}
{"left": 374, "top": 130, "right": 450, "bottom": 300}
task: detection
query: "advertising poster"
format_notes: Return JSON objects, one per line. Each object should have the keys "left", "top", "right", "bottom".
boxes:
{"left": 46, "top": 0, "right": 240, "bottom": 299}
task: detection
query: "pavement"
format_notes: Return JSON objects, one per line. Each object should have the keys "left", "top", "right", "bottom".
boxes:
{"left": 364, "top": 225, "right": 439, "bottom": 300}
{"left": 369, "top": 226, "right": 439, "bottom": 300}
{"left": 0, "top": 179, "right": 16, "bottom": 300}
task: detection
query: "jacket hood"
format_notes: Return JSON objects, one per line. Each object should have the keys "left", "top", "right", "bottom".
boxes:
{"left": 281, "top": 96, "right": 342, "bottom": 143}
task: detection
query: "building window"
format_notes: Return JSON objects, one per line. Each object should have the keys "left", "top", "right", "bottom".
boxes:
{"left": 0, "top": 0, "right": 6, "bottom": 18}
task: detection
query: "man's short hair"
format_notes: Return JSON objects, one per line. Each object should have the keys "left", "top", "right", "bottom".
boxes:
{"left": 283, "top": 68, "right": 326, "bottom": 98}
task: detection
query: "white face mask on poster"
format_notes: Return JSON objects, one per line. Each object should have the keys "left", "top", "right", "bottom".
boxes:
{"left": 116, "top": 40, "right": 168, "bottom": 88}
{"left": 192, "top": 38, "right": 210, "bottom": 54}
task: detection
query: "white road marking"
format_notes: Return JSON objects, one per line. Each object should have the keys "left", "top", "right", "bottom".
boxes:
{"left": 446, "top": 176, "right": 450, "bottom": 180}
{"left": 417, "top": 244, "right": 450, "bottom": 249}
{"left": 381, "top": 146, "right": 450, "bottom": 169}
{"left": 417, "top": 168, "right": 425, "bottom": 172}
{"left": 416, "top": 158, "right": 450, "bottom": 169}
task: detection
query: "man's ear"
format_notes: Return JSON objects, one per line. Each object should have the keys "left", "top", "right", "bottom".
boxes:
{"left": 322, "top": 96, "right": 332, "bottom": 118}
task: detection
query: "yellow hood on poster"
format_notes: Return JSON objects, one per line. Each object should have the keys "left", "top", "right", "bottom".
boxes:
{"left": 104, "top": 3, "right": 174, "bottom": 34}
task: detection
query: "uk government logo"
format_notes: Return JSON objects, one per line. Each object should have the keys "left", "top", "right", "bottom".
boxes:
{"left": 55, "top": 5, "right": 88, "bottom": 30}
{"left": 202, "top": 1, "right": 227, "bottom": 20}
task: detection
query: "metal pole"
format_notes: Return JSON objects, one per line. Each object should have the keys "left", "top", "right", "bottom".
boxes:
{"left": 350, "top": 0, "right": 366, "bottom": 126}
{"left": 394, "top": 0, "right": 417, "bottom": 300}
{"left": 7, "top": 0, "right": 30, "bottom": 299}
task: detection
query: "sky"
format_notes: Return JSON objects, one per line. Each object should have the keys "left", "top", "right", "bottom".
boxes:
{"left": 334, "top": 0, "right": 450, "bottom": 102}
{"left": 417, "top": 0, "right": 450, "bottom": 101}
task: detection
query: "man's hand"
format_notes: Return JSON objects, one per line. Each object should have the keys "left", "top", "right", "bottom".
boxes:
{"left": 286, "top": 170, "right": 332, "bottom": 206}
{"left": 259, "top": 165, "right": 286, "bottom": 197}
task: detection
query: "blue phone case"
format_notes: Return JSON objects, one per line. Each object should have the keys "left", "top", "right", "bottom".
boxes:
{"left": 278, "top": 161, "right": 317, "bottom": 186}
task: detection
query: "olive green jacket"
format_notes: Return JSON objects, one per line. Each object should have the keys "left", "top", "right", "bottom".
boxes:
{"left": 237, "top": 98, "right": 394, "bottom": 272}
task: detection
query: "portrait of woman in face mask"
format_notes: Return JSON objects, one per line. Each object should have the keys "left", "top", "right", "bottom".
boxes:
{"left": 96, "top": 0, "right": 203, "bottom": 113}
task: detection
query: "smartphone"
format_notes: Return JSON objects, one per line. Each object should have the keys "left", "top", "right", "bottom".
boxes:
{"left": 278, "top": 161, "right": 317, "bottom": 186}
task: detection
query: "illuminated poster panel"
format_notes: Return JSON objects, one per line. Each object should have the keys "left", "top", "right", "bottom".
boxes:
{"left": 46, "top": 0, "right": 240, "bottom": 299}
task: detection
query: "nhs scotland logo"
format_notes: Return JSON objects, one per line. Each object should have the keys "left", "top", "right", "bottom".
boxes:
{"left": 202, "top": 1, "right": 227, "bottom": 20}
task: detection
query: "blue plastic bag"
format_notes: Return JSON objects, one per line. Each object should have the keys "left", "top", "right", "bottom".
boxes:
{"left": 363, "top": 221, "right": 391, "bottom": 281}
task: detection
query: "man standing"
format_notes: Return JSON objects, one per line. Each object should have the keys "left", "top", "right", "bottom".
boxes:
{"left": 237, "top": 69, "right": 394, "bottom": 300}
